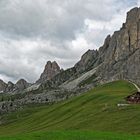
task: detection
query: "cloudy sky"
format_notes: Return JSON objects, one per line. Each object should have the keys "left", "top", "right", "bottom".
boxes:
{"left": 0, "top": 0, "right": 139, "bottom": 83}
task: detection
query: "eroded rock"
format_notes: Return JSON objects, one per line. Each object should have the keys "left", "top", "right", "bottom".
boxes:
{"left": 37, "top": 61, "right": 62, "bottom": 83}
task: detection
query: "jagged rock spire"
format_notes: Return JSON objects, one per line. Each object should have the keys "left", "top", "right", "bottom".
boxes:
{"left": 37, "top": 61, "right": 62, "bottom": 83}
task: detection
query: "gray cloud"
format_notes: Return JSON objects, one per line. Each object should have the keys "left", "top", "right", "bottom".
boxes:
{"left": 0, "top": 0, "right": 134, "bottom": 39}
{"left": 0, "top": 0, "right": 138, "bottom": 83}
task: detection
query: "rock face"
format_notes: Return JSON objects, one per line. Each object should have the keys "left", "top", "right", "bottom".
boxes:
{"left": 40, "top": 50, "right": 100, "bottom": 89}
{"left": 40, "top": 67, "right": 77, "bottom": 89}
{"left": 37, "top": 61, "right": 62, "bottom": 83}
{"left": 0, "top": 79, "right": 30, "bottom": 93}
{"left": 41, "top": 7, "right": 140, "bottom": 90}
{"left": 0, "top": 7, "right": 140, "bottom": 113}
{"left": 15, "top": 79, "right": 30, "bottom": 91}
{"left": 95, "top": 7, "right": 140, "bottom": 84}
{"left": 0, "top": 80, "right": 7, "bottom": 93}
{"left": 74, "top": 49, "right": 99, "bottom": 73}
{"left": 0, "top": 89, "right": 77, "bottom": 114}
{"left": 5, "top": 82, "right": 15, "bottom": 92}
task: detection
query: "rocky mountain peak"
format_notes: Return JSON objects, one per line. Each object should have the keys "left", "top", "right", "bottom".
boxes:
{"left": 126, "top": 7, "right": 140, "bottom": 25}
{"left": 8, "top": 81, "right": 14, "bottom": 85}
{"left": 15, "top": 79, "right": 29, "bottom": 91}
{"left": 37, "top": 61, "right": 61, "bottom": 83}
{"left": 1, "top": 79, "right": 30, "bottom": 93}
{"left": 16, "top": 79, "right": 27, "bottom": 84}
{"left": 94, "top": 7, "right": 140, "bottom": 84}
{"left": 44, "top": 61, "right": 60, "bottom": 73}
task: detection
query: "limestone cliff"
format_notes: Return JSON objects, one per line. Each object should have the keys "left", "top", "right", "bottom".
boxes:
{"left": 41, "top": 7, "right": 140, "bottom": 89}
{"left": 96, "top": 7, "right": 140, "bottom": 84}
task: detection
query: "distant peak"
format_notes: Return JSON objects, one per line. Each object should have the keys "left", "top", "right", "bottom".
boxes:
{"left": 37, "top": 61, "right": 62, "bottom": 83}
{"left": 45, "top": 61, "right": 60, "bottom": 70}
{"left": 0, "top": 79, "right": 5, "bottom": 83}
{"left": 8, "top": 81, "right": 14, "bottom": 85}
{"left": 46, "top": 61, "right": 52, "bottom": 65}
{"left": 15, "top": 79, "right": 30, "bottom": 91}
{"left": 16, "top": 79, "right": 28, "bottom": 84}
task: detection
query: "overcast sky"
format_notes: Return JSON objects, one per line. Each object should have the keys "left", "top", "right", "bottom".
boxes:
{"left": 0, "top": 0, "right": 139, "bottom": 83}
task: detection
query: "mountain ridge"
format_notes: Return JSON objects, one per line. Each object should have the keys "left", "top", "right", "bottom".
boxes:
{"left": 0, "top": 7, "right": 139, "bottom": 114}
{"left": 1, "top": 6, "right": 140, "bottom": 92}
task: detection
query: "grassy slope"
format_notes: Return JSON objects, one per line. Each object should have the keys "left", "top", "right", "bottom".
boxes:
{"left": 0, "top": 80, "right": 140, "bottom": 139}
{"left": 0, "top": 131, "right": 140, "bottom": 140}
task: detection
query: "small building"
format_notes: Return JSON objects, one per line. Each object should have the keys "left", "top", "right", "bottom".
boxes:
{"left": 126, "top": 92, "right": 140, "bottom": 104}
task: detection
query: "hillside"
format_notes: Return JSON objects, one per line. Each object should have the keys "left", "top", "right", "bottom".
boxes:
{"left": 0, "top": 80, "right": 140, "bottom": 139}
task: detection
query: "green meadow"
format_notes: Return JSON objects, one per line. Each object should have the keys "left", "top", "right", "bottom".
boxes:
{"left": 0, "top": 80, "right": 140, "bottom": 140}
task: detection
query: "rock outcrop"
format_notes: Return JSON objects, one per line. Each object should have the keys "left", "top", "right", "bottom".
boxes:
{"left": 95, "top": 7, "right": 140, "bottom": 84}
{"left": 0, "top": 79, "right": 30, "bottom": 93}
{"left": 41, "top": 7, "right": 140, "bottom": 90}
{"left": 0, "top": 80, "right": 7, "bottom": 93}
{"left": 40, "top": 67, "right": 75, "bottom": 89}
{"left": 37, "top": 61, "right": 62, "bottom": 83}
{"left": 40, "top": 50, "right": 99, "bottom": 89}
{"left": 74, "top": 49, "right": 99, "bottom": 73}
{"left": 5, "top": 81, "right": 15, "bottom": 92}
{"left": 15, "top": 79, "right": 30, "bottom": 91}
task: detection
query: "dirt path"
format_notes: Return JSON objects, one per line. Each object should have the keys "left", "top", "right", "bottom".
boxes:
{"left": 129, "top": 81, "right": 140, "bottom": 92}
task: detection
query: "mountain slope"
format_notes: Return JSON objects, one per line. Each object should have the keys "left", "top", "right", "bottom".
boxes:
{"left": 0, "top": 80, "right": 139, "bottom": 136}
{"left": 39, "top": 7, "right": 140, "bottom": 93}
{"left": 0, "top": 7, "right": 139, "bottom": 110}
{"left": 1, "top": 131, "right": 140, "bottom": 140}
{"left": 94, "top": 7, "right": 140, "bottom": 84}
